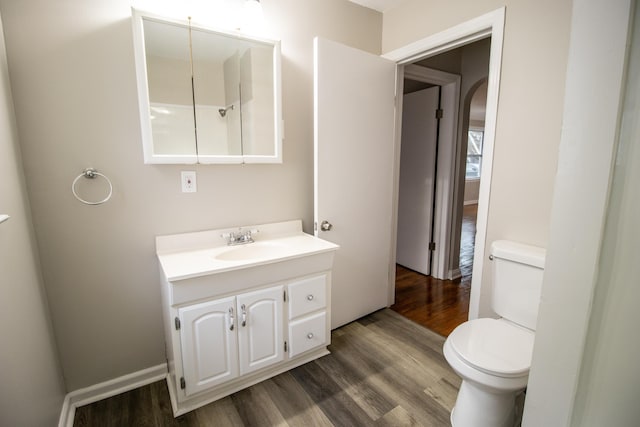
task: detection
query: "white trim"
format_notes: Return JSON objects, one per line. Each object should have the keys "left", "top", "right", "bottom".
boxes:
{"left": 383, "top": 7, "right": 505, "bottom": 318}
{"left": 404, "top": 63, "right": 459, "bottom": 86}
{"left": 382, "top": 9, "right": 501, "bottom": 64}
{"left": 57, "top": 394, "right": 73, "bottom": 427}
{"left": 57, "top": 364, "right": 167, "bottom": 427}
{"left": 463, "top": 200, "right": 478, "bottom": 206}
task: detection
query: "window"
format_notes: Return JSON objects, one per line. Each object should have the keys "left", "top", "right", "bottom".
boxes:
{"left": 466, "top": 129, "right": 484, "bottom": 180}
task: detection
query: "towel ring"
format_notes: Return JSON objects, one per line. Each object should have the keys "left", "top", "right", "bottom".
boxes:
{"left": 72, "top": 168, "right": 113, "bottom": 205}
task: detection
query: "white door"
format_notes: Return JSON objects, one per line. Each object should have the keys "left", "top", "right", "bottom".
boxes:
{"left": 237, "top": 285, "right": 284, "bottom": 375}
{"left": 314, "top": 37, "right": 397, "bottom": 329}
{"left": 396, "top": 87, "right": 440, "bottom": 275}
{"left": 179, "top": 296, "right": 238, "bottom": 396}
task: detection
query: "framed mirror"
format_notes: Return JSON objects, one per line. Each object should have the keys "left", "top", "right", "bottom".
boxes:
{"left": 132, "top": 9, "right": 283, "bottom": 164}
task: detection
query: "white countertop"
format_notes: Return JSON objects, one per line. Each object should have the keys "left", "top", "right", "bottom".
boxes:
{"left": 156, "top": 220, "right": 339, "bottom": 281}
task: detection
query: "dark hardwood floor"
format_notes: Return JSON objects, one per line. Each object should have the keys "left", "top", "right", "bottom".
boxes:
{"left": 391, "top": 204, "right": 477, "bottom": 337}
{"left": 73, "top": 309, "right": 460, "bottom": 426}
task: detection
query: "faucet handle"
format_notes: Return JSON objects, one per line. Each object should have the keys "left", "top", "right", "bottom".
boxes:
{"left": 221, "top": 232, "right": 237, "bottom": 243}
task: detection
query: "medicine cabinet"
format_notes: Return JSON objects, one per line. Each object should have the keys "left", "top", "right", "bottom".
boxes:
{"left": 131, "top": 9, "right": 283, "bottom": 164}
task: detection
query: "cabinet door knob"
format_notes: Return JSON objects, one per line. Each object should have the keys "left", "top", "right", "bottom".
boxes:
{"left": 307, "top": 294, "right": 314, "bottom": 301}
{"left": 241, "top": 304, "right": 247, "bottom": 327}
{"left": 307, "top": 333, "right": 314, "bottom": 339}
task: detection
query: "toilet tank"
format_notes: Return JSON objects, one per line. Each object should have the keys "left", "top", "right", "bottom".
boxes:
{"left": 491, "top": 240, "right": 546, "bottom": 330}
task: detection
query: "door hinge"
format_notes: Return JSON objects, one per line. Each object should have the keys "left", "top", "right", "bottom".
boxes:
{"left": 180, "top": 377, "right": 186, "bottom": 389}
{"left": 429, "top": 242, "right": 436, "bottom": 251}
{"left": 284, "top": 341, "right": 288, "bottom": 353}
{"left": 435, "top": 108, "right": 443, "bottom": 119}
{"left": 314, "top": 221, "right": 318, "bottom": 231}
{"left": 284, "top": 290, "right": 287, "bottom": 302}
{"left": 174, "top": 317, "right": 181, "bottom": 330}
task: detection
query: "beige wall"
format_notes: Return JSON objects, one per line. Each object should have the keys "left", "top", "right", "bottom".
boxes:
{"left": 383, "top": 0, "right": 572, "bottom": 316}
{"left": 0, "top": 0, "right": 381, "bottom": 390}
{"left": 0, "top": 13, "right": 66, "bottom": 425}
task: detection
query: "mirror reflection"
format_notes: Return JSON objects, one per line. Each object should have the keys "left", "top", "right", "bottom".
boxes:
{"left": 144, "top": 19, "right": 197, "bottom": 156}
{"left": 133, "top": 11, "right": 282, "bottom": 164}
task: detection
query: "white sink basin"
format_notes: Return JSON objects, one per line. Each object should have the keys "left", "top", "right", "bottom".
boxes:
{"left": 214, "top": 241, "right": 292, "bottom": 261}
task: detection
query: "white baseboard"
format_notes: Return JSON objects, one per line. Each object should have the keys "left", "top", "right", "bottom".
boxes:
{"left": 57, "top": 364, "right": 167, "bottom": 427}
{"left": 463, "top": 200, "right": 478, "bottom": 206}
{"left": 448, "top": 268, "right": 462, "bottom": 280}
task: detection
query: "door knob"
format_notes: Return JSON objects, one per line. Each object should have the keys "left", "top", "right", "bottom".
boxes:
{"left": 320, "top": 220, "right": 333, "bottom": 231}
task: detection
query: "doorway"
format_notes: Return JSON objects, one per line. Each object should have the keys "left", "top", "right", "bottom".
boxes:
{"left": 313, "top": 8, "right": 505, "bottom": 330}
{"left": 391, "top": 39, "right": 490, "bottom": 336}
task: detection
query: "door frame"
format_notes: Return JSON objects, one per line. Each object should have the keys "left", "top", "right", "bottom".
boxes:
{"left": 400, "top": 64, "right": 461, "bottom": 280}
{"left": 383, "top": 7, "right": 505, "bottom": 319}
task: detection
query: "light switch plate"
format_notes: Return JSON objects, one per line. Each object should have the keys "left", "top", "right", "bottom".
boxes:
{"left": 181, "top": 171, "right": 197, "bottom": 193}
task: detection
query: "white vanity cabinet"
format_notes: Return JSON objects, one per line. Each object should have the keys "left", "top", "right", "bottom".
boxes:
{"left": 157, "top": 220, "right": 338, "bottom": 416}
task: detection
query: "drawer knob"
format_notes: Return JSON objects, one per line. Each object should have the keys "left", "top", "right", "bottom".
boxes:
{"left": 307, "top": 333, "right": 314, "bottom": 339}
{"left": 307, "top": 294, "right": 314, "bottom": 301}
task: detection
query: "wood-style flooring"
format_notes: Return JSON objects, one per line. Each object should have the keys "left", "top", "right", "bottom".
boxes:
{"left": 73, "top": 309, "right": 460, "bottom": 426}
{"left": 391, "top": 204, "right": 477, "bottom": 337}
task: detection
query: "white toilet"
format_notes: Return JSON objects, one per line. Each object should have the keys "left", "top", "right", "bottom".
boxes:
{"left": 443, "top": 240, "right": 545, "bottom": 427}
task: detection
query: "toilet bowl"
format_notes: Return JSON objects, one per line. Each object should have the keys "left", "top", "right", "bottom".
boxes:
{"left": 443, "top": 240, "right": 545, "bottom": 427}
{"left": 444, "top": 318, "right": 534, "bottom": 427}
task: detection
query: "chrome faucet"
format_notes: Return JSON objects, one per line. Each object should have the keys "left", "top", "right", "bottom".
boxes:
{"left": 222, "top": 228, "right": 258, "bottom": 246}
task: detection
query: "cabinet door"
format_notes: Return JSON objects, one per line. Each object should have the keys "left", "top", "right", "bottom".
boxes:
{"left": 237, "top": 285, "right": 284, "bottom": 375}
{"left": 179, "top": 296, "right": 238, "bottom": 396}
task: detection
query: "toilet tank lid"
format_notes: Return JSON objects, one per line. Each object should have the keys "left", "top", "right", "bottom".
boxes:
{"left": 491, "top": 240, "right": 546, "bottom": 269}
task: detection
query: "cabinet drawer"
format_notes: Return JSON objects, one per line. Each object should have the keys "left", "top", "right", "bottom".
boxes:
{"left": 288, "top": 275, "right": 326, "bottom": 319}
{"left": 288, "top": 311, "right": 327, "bottom": 358}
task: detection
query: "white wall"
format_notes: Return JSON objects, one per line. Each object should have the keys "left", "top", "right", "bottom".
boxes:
{"left": 0, "top": 0, "right": 381, "bottom": 391}
{"left": 0, "top": 13, "right": 66, "bottom": 426}
{"left": 383, "top": 0, "right": 572, "bottom": 317}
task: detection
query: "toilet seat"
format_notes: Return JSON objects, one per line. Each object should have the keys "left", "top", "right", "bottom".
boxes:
{"left": 448, "top": 318, "right": 534, "bottom": 378}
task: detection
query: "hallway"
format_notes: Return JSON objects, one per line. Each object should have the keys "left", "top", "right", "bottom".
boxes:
{"left": 391, "top": 204, "right": 477, "bottom": 336}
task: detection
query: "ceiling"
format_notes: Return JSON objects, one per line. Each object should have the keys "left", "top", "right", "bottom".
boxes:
{"left": 348, "top": 0, "right": 405, "bottom": 13}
